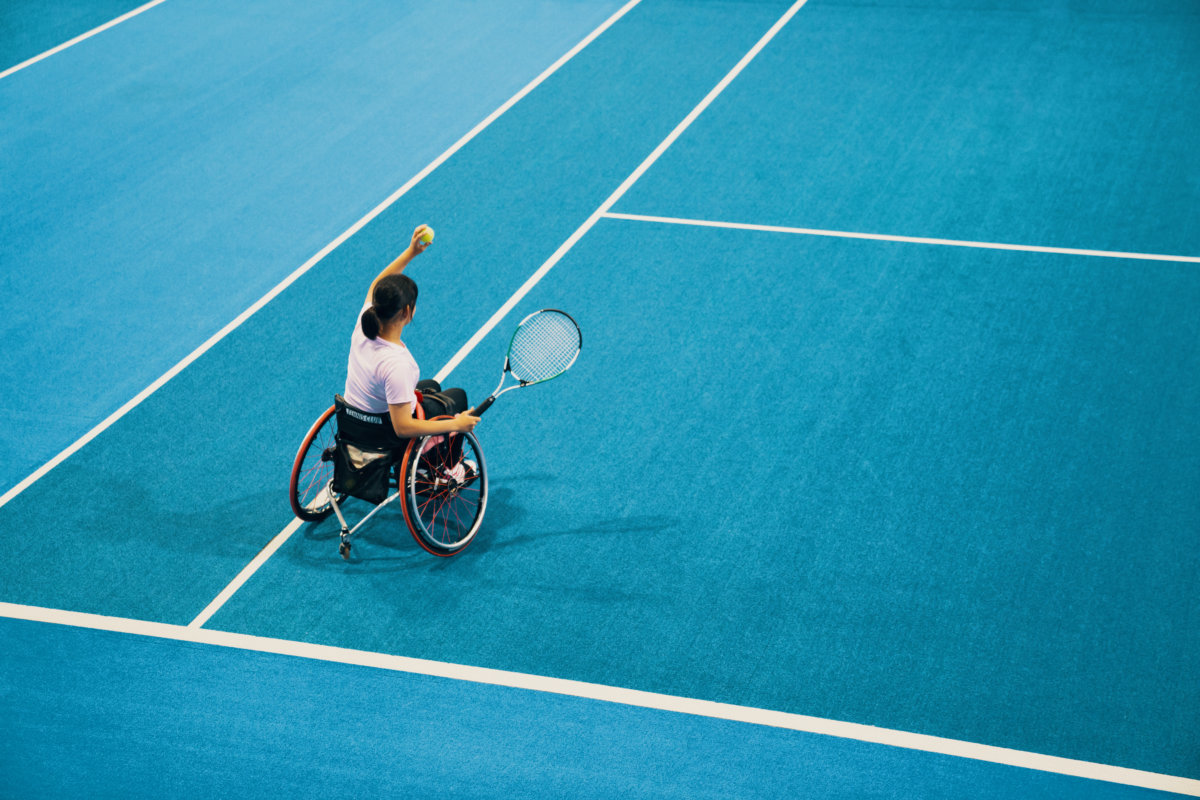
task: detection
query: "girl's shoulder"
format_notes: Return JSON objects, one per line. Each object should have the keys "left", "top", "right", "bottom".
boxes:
{"left": 376, "top": 338, "right": 418, "bottom": 373}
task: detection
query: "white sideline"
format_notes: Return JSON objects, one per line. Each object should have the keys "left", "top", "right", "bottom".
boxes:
{"left": 190, "top": 0, "right": 814, "bottom": 630}
{"left": 0, "top": 0, "right": 645, "bottom": 514}
{"left": 0, "top": 0, "right": 170, "bottom": 81}
{"left": 603, "top": 212, "right": 1200, "bottom": 263}
{"left": 3, "top": 601, "right": 1198, "bottom": 797}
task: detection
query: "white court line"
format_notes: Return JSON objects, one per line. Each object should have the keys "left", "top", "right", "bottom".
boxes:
{"left": 3, "top": 601, "right": 1198, "bottom": 797}
{"left": 435, "top": 0, "right": 814, "bottom": 382}
{"left": 189, "top": 0, "right": 814, "bottom": 630}
{"left": 188, "top": 519, "right": 302, "bottom": 628}
{"left": 0, "top": 0, "right": 644, "bottom": 514}
{"left": 0, "top": 0, "right": 170, "bottom": 81}
{"left": 603, "top": 212, "right": 1200, "bottom": 263}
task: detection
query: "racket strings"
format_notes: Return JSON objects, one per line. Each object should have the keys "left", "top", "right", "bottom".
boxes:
{"left": 507, "top": 311, "right": 580, "bottom": 383}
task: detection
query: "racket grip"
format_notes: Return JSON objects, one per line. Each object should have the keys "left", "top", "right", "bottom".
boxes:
{"left": 470, "top": 396, "right": 496, "bottom": 417}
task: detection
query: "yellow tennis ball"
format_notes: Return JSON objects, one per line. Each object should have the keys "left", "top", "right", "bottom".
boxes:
{"left": 418, "top": 227, "right": 435, "bottom": 246}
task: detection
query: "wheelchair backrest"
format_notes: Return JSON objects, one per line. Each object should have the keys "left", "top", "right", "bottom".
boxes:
{"left": 330, "top": 394, "right": 424, "bottom": 504}
{"left": 333, "top": 393, "right": 427, "bottom": 450}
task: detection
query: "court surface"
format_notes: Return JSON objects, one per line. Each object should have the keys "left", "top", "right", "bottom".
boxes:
{"left": 2, "top": 0, "right": 1198, "bottom": 797}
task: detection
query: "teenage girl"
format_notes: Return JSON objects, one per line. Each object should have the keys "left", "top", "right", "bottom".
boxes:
{"left": 343, "top": 224, "right": 479, "bottom": 439}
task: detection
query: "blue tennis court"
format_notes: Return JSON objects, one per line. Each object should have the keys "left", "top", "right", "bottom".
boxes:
{"left": 2, "top": 0, "right": 1197, "bottom": 796}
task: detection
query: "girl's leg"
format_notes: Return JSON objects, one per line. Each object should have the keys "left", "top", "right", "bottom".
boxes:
{"left": 416, "top": 380, "right": 468, "bottom": 416}
{"left": 441, "top": 387, "right": 468, "bottom": 414}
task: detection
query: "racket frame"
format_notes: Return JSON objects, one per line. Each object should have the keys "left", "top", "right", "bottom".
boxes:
{"left": 470, "top": 308, "right": 580, "bottom": 416}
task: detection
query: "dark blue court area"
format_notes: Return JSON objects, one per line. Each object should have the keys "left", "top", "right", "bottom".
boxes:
{"left": 1, "top": 0, "right": 1197, "bottom": 796}
{"left": 1, "top": 615, "right": 1181, "bottom": 800}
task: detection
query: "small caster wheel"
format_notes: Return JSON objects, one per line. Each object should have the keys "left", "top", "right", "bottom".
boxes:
{"left": 339, "top": 540, "right": 351, "bottom": 560}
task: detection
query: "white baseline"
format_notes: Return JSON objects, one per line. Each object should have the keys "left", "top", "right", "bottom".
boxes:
{"left": 4, "top": 602, "right": 1198, "bottom": 797}
{"left": 0, "top": 0, "right": 645, "bottom": 515}
{"left": 602, "top": 212, "right": 1200, "bottom": 263}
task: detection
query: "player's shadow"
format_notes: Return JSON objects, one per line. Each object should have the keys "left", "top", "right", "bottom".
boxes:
{"left": 293, "top": 472, "right": 676, "bottom": 571}
{"left": 37, "top": 462, "right": 285, "bottom": 559}
{"left": 293, "top": 472, "right": 547, "bottom": 569}
{"left": 462, "top": 492, "right": 676, "bottom": 559}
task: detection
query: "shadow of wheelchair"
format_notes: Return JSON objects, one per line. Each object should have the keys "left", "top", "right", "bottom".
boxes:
{"left": 291, "top": 472, "right": 677, "bottom": 571}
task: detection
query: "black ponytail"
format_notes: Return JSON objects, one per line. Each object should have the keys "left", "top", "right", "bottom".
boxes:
{"left": 361, "top": 273, "right": 418, "bottom": 339}
{"left": 360, "top": 306, "right": 382, "bottom": 339}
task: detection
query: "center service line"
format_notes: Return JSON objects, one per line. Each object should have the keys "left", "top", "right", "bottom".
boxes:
{"left": 190, "top": 0, "right": 814, "bottom": 630}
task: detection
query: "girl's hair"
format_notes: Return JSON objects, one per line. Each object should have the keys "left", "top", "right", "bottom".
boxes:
{"left": 361, "top": 274, "right": 418, "bottom": 339}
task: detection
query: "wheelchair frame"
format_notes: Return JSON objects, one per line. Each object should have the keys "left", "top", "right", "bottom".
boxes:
{"left": 288, "top": 396, "right": 488, "bottom": 559}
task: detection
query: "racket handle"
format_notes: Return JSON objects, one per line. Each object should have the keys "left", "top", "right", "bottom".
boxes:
{"left": 470, "top": 396, "right": 496, "bottom": 417}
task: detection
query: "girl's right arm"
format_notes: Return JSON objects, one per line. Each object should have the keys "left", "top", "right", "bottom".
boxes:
{"left": 388, "top": 403, "right": 478, "bottom": 437}
{"left": 365, "top": 224, "right": 432, "bottom": 306}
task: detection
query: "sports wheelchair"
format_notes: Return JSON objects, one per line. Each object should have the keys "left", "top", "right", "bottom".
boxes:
{"left": 288, "top": 392, "right": 486, "bottom": 558}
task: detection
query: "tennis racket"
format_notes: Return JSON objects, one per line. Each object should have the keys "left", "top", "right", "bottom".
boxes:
{"left": 470, "top": 309, "right": 581, "bottom": 416}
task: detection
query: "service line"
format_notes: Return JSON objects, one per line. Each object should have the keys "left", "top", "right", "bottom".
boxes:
{"left": 602, "top": 212, "right": 1200, "bottom": 263}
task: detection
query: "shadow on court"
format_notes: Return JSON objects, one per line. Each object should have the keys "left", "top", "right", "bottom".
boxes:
{"left": 290, "top": 473, "right": 677, "bottom": 571}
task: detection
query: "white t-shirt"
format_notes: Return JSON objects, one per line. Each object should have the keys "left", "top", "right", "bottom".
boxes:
{"left": 344, "top": 302, "right": 420, "bottom": 414}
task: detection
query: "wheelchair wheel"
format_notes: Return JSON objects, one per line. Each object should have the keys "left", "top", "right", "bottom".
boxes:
{"left": 289, "top": 404, "right": 346, "bottom": 521}
{"left": 399, "top": 424, "right": 487, "bottom": 556}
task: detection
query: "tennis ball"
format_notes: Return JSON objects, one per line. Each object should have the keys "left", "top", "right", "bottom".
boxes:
{"left": 418, "top": 227, "right": 435, "bottom": 247}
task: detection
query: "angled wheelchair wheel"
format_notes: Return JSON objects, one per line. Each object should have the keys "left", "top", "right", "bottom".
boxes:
{"left": 289, "top": 404, "right": 346, "bottom": 521}
{"left": 400, "top": 422, "right": 487, "bottom": 557}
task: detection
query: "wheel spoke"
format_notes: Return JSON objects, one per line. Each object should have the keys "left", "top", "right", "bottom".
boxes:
{"left": 405, "top": 430, "right": 485, "bottom": 552}
{"left": 290, "top": 406, "right": 339, "bottom": 521}
{"left": 448, "top": 495, "right": 466, "bottom": 535}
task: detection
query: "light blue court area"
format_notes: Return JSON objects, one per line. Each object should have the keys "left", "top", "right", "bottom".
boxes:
{"left": 0, "top": 0, "right": 628, "bottom": 493}
{"left": 212, "top": 221, "right": 1200, "bottom": 780}
{"left": 0, "top": 616, "right": 1189, "bottom": 799}
{"left": 615, "top": 0, "right": 1200, "bottom": 257}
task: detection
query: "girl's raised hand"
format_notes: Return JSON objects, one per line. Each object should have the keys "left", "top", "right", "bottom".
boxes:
{"left": 410, "top": 224, "right": 433, "bottom": 254}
